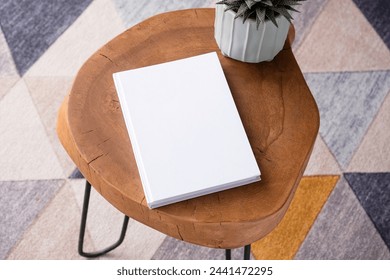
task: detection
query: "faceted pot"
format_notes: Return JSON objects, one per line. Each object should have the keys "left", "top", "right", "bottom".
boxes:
{"left": 214, "top": 4, "right": 290, "bottom": 63}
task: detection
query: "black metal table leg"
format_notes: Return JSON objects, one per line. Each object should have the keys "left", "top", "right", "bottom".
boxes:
{"left": 225, "top": 249, "right": 231, "bottom": 260}
{"left": 244, "top": 244, "right": 251, "bottom": 260}
{"left": 225, "top": 244, "right": 251, "bottom": 260}
{"left": 78, "top": 180, "right": 129, "bottom": 258}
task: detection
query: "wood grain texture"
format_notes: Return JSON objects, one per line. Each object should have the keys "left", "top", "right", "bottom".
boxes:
{"left": 57, "top": 8, "right": 319, "bottom": 249}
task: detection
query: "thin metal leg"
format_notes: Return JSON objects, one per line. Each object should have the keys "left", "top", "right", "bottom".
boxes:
{"left": 78, "top": 180, "right": 129, "bottom": 258}
{"left": 225, "top": 249, "right": 231, "bottom": 260}
{"left": 225, "top": 245, "right": 251, "bottom": 260}
{"left": 244, "top": 244, "right": 251, "bottom": 260}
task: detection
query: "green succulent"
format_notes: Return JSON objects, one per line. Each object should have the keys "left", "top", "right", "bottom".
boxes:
{"left": 216, "top": 0, "right": 306, "bottom": 28}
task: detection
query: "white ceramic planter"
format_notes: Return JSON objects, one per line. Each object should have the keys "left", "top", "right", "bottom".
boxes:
{"left": 214, "top": 4, "right": 290, "bottom": 63}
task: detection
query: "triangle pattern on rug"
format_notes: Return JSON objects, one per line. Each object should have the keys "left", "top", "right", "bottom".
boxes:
{"left": 24, "top": 0, "right": 125, "bottom": 77}
{"left": 0, "top": 28, "right": 17, "bottom": 77}
{"left": 112, "top": 0, "right": 215, "bottom": 29}
{"left": 295, "top": 0, "right": 390, "bottom": 72}
{"left": 304, "top": 135, "right": 341, "bottom": 175}
{"left": 24, "top": 77, "right": 75, "bottom": 176}
{"left": 0, "top": 180, "right": 65, "bottom": 259}
{"left": 0, "top": 80, "right": 65, "bottom": 180}
{"left": 69, "top": 168, "right": 84, "bottom": 179}
{"left": 291, "top": 0, "right": 329, "bottom": 50}
{"left": 348, "top": 92, "right": 390, "bottom": 172}
{"left": 352, "top": 0, "right": 390, "bottom": 49}
{"left": 304, "top": 71, "right": 390, "bottom": 169}
{"left": 0, "top": 29, "right": 19, "bottom": 102}
{"left": 0, "top": 0, "right": 92, "bottom": 75}
{"left": 344, "top": 172, "right": 390, "bottom": 249}
{"left": 6, "top": 183, "right": 86, "bottom": 260}
{"left": 152, "top": 236, "right": 252, "bottom": 260}
{"left": 295, "top": 176, "right": 390, "bottom": 259}
{"left": 251, "top": 176, "right": 339, "bottom": 260}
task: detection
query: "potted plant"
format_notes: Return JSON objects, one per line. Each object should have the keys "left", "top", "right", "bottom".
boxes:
{"left": 215, "top": 0, "right": 305, "bottom": 63}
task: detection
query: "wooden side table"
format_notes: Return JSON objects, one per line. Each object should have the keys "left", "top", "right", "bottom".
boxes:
{"left": 57, "top": 8, "right": 319, "bottom": 259}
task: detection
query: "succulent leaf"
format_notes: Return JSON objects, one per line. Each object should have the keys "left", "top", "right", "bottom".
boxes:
{"left": 284, "top": 5, "right": 300, "bottom": 13}
{"left": 265, "top": 9, "right": 278, "bottom": 27}
{"left": 259, "top": 0, "right": 273, "bottom": 6}
{"left": 244, "top": 0, "right": 257, "bottom": 9}
{"left": 270, "top": 6, "right": 293, "bottom": 22}
{"left": 255, "top": 9, "right": 265, "bottom": 28}
{"left": 235, "top": 3, "right": 249, "bottom": 18}
{"left": 217, "top": 0, "right": 306, "bottom": 28}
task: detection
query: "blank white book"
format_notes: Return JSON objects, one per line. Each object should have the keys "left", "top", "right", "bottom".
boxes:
{"left": 113, "top": 52, "right": 260, "bottom": 208}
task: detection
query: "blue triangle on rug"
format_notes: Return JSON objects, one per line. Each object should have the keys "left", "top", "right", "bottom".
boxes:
{"left": 68, "top": 168, "right": 84, "bottom": 179}
{"left": 304, "top": 71, "right": 390, "bottom": 169}
{"left": 0, "top": 180, "right": 65, "bottom": 259}
{"left": 0, "top": 0, "right": 92, "bottom": 75}
{"left": 352, "top": 0, "right": 390, "bottom": 49}
{"left": 344, "top": 172, "right": 390, "bottom": 249}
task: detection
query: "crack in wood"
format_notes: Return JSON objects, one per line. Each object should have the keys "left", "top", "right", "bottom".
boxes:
{"left": 87, "top": 153, "right": 105, "bottom": 165}
{"left": 81, "top": 129, "right": 94, "bottom": 135}
{"left": 139, "top": 196, "right": 146, "bottom": 216}
{"left": 194, "top": 9, "right": 198, "bottom": 18}
{"left": 176, "top": 225, "right": 184, "bottom": 241}
{"left": 216, "top": 240, "right": 224, "bottom": 248}
{"left": 99, "top": 53, "right": 116, "bottom": 65}
{"left": 254, "top": 147, "right": 272, "bottom": 162}
{"left": 97, "top": 137, "right": 112, "bottom": 147}
{"left": 265, "top": 75, "right": 285, "bottom": 150}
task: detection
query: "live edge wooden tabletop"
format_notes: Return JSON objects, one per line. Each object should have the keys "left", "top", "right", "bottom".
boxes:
{"left": 57, "top": 8, "right": 319, "bottom": 249}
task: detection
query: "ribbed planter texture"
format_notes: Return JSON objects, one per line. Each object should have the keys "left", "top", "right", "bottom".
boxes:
{"left": 214, "top": 4, "right": 290, "bottom": 63}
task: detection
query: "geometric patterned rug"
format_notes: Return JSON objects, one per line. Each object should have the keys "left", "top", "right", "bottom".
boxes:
{"left": 0, "top": 0, "right": 389, "bottom": 260}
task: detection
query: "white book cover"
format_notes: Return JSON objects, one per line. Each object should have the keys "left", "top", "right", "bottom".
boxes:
{"left": 113, "top": 52, "right": 260, "bottom": 209}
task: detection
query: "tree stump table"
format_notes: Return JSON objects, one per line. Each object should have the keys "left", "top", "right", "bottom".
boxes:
{"left": 57, "top": 8, "right": 319, "bottom": 258}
